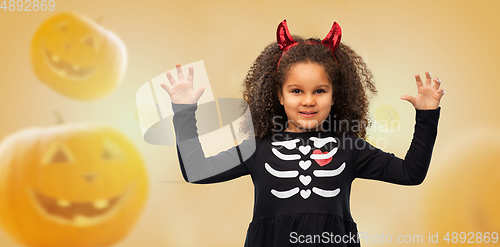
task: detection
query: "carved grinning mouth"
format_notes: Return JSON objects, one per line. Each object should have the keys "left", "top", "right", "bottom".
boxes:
{"left": 29, "top": 188, "right": 130, "bottom": 227}
{"left": 43, "top": 46, "right": 97, "bottom": 79}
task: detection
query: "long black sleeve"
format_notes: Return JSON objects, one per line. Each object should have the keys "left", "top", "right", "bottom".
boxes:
{"left": 172, "top": 103, "right": 255, "bottom": 184}
{"left": 353, "top": 107, "right": 440, "bottom": 185}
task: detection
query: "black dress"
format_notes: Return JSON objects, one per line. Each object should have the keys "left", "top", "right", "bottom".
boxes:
{"left": 172, "top": 104, "right": 440, "bottom": 246}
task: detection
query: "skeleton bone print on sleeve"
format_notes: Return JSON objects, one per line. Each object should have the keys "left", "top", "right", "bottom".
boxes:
{"left": 268, "top": 137, "right": 345, "bottom": 199}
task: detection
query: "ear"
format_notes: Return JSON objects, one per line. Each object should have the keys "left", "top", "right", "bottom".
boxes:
{"left": 279, "top": 90, "right": 284, "bottom": 105}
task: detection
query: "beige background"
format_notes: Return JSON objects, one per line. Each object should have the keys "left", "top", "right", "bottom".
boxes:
{"left": 1, "top": 0, "right": 499, "bottom": 246}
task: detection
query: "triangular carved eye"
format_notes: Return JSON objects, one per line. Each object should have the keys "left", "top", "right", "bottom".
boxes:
{"left": 51, "top": 148, "right": 71, "bottom": 163}
{"left": 102, "top": 139, "right": 124, "bottom": 160}
{"left": 102, "top": 149, "right": 113, "bottom": 160}
{"left": 82, "top": 35, "right": 97, "bottom": 49}
{"left": 42, "top": 142, "right": 74, "bottom": 165}
{"left": 55, "top": 22, "right": 69, "bottom": 33}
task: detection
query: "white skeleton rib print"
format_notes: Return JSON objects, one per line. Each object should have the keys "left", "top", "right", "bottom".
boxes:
{"left": 267, "top": 137, "right": 345, "bottom": 199}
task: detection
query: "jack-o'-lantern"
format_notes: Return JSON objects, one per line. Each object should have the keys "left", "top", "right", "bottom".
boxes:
{"left": 31, "top": 12, "right": 127, "bottom": 100}
{"left": 0, "top": 124, "right": 148, "bottom": 247}
{"left": 423, "top": 133, "right": 500, "bottom": 246}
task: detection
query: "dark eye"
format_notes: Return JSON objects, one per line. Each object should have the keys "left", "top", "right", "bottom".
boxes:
{"left": 315, "top": 89, "right": 325, "bottom": 94}
{"left": 291, "top": 89, "right": 301, "bottom": 94}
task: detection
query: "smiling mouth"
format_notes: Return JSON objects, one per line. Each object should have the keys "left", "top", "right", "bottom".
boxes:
{"left": 29, "top": 187, "right": 130, "bottom": 227}
{"left": 43, "top": 47, "right": 96, "bottom": 79}
{"left": 300, "top": 111, "right": 317, "bottom": 117}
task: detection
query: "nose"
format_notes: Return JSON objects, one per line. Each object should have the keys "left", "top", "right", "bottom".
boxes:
{"left": 83, "top": 172, "right": 98, "bottom": 183}
{"left": 301, "top": 94, "right": 315, "bottom": 106}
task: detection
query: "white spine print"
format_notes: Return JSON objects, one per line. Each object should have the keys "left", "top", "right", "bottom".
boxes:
{"left": 298, "top": 145, "right": 311, "bottom": 155}
{"left": 299, "top": 175, "right": 312, "bottom": 186}
{"left": 300, "top": 189, "right": 311, "bottom": 199}
{"left": 267, "top": 136, "right": 346, "bottom": 200}
{"left": 299, "top": 160, "right": 312, "bottom": 170}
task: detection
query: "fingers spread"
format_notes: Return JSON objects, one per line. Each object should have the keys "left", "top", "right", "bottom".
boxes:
{"left": 195, "top": 86, "right": 207, "bottom": 100}
{"left": 176, "top": 63, "right": 184, "bottom": 80}
{"left": 433, "top": 77, "right": 441, "bottom": 90}
{"left": 187, "top": 66, "right": 194, "bottom": 83}
{"left": 401, "top": 95, "right": 416, "bottom": 107}
{"left": 425, "top": 71, "right": 432, "bottom": 86}
{"left": 160, "top": 83, "right": 171, "bottom": 94}
{"left": 415, "top": 74, "right": 424, "bottom": 87}
{"left": 436, "top": 89, "right": 445, "bottom": 102}
{"left": 166, "top": 71, "right": 176, "bottom": 85}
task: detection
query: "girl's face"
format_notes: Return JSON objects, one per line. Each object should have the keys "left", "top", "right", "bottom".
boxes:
{"left": 279, "top": 62, "right": 334, "bottom": 133}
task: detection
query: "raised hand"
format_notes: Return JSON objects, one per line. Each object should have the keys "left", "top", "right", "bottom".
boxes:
{"left": 401, "top": 71, "right": 445, "bottom": 110}
{"left": 160, "top": 64, "right": 206, "bottom": 104}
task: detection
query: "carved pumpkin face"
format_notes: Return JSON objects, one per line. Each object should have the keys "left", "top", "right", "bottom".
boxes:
{"left": 0, "top": 124, "right": 148, "bottom": 247}
{"left": 30, "top": 12, "right": 127, "bottom": 100}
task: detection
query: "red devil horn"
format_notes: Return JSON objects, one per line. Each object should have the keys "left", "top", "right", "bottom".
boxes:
{"left": 321, "top": 22, "right": 342, "bottom": 54}
{"left": 276, "top": 20, "right": 297, "bottom": 51}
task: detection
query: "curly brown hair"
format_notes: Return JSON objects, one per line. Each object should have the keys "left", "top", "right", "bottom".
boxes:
{"left": 242, "top": 36, "right": 377, "bottom": 139}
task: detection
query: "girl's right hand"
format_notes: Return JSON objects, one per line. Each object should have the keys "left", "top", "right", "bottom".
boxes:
{"left": 160, "top": 64, "right": 206, "bottom": 104}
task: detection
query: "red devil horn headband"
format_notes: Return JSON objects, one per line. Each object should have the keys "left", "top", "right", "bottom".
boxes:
{"left": 321, "top": 21, "right": 342, "bottom": 55}
{"left": 276, "top": 20, "right": 297, "bottom": 51}
{"left": 277, "top": 20, "right": 342, "bottom": 67}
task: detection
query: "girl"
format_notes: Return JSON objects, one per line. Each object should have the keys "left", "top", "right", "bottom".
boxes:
{"left": 161, "top": 20, "right": 444, "bottom": 247}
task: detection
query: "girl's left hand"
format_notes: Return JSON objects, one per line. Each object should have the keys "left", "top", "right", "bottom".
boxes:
{"left": 401, "top": 71, "right": 445, "bottom": 110}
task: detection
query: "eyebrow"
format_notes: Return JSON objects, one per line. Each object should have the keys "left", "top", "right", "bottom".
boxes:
{"left": 286, "top": 84, "right": 331, "bottom": 88}
{"left": 316, "top": 84, "right": 331, "bottom": 88}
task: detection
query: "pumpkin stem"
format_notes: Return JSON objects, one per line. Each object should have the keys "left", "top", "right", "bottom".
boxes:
{"left": 53, "top": 111, "right": 65, "bottom": 124}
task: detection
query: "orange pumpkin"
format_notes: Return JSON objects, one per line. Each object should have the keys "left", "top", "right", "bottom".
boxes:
{"left": 0, "top": 124, "right": 148, "bottom": 247}
{"left": 30, "top": 12, "right": 127, "bottom": 100}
